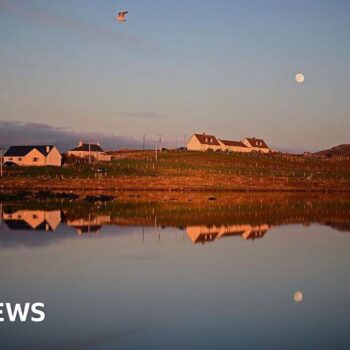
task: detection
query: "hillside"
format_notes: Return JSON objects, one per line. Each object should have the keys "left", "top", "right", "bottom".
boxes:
{"left": 0, "top": 151, "right": 350, "bottom": 191}
{"left": 315, "top": 144, "right": 350, "bottom": 157}
{"left": 1, "top": 150, "right": 350, "bottom": 192}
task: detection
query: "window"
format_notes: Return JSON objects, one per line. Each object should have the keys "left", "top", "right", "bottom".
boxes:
{"left": 33, "top": 215, "right": 38, "bottom": 219}
{"left": 18, "top": 157, "right": 22, "bottom": 161}
{"left": 33, "top": 157, "right": 39, "bottom": 162}
{"left": 210, "top": 139, "right": 213, "bottom": 143}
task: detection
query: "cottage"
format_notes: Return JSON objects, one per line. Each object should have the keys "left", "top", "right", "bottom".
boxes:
{"left": 4, "top": 145, "right": 62, "bottom": 167}
{"left": 218, "top": 139, "right": 251, "bottom": 153}
{"left": 242, "top": 137, "right": 270, "bottom": 153}
{"left": 67, "top": 141, "right": 112, "bottom": 162}
{"left": 186, "top": 133, "right": 222, "bottom": 152}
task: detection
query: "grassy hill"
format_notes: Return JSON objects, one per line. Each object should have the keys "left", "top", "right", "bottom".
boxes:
{"left": 315, "top": 144, "right": 350, "bottom": 157}
{"left": 1, "top": 150, "right": 350, "bottom": 192}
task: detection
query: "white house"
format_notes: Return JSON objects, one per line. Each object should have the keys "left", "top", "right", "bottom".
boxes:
{"left": 242, "top": 137, "right": 270, "bottom": 153}
{"left": 187, "top": 133, "right": 270, "bottom": 154}
{"left": 4, "top": 145, "right": 62, "bottom": 167}
{"left": 218, "top": 139, "right": 251, "bottom": 153}
{"left": 67, "top": 141, "right": 112, "bottom": 162}
{"left": 186, "top": 133, "right": 222, "bottom": 152}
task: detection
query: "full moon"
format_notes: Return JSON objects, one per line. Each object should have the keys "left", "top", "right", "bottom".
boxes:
{"left": 294, "top": 291, "right": 304, "bottom": 303}
{"left": 295, "top": 73, "right": 305, "bottom": 83}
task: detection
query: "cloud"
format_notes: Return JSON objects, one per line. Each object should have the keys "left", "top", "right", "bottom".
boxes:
{"left": 0, "top": 0, "right": 140, "bottom": 44}
{"left": 0, "top": 121, "right": 147, "bottom": 151}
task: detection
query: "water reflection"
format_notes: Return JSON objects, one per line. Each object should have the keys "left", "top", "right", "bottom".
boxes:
{"left": 2, "top": 209, "right": 61, "bottom": 231}
{"left": 1, "top": 195, "right": 350, "bottom": 350}
{"left": 66, "top": 214, "right": 111, "bottom": 235}
{"left": 187, "top": 224, "right": 270, "bottom": 243}
{"left": 1, "top": 194, "right": 349, "bottom": 245}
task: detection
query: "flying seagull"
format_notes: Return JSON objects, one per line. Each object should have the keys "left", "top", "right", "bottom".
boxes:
{"left": 116, "top": 11, "right": 128, "bottom": 22}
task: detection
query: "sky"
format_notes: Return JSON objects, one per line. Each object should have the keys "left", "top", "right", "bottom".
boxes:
{"left": 0, "top": 0, "right": 349, "bottom": 152}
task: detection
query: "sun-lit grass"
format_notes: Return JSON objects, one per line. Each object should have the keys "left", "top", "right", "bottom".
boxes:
{"left": 2, "top": 151, "right": 349, "bottom": 191}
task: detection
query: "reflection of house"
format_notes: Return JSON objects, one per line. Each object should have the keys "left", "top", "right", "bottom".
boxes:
{"left": 4, "top": 145, "right": 62, "bottom": 166}
{"left": 2, "top": 210, "right": 61, "bottom": 231}
{"left": 66, "top": 215, "right": 111, "bottom": 235}
{"left": 67, "top": 141, "right": 112, "bottom": 162}
{"left": 187, "top": 224, "right": 270, "bottom": 244}
{"left": 186, "top": 133, "right": 222, "bottom": 152}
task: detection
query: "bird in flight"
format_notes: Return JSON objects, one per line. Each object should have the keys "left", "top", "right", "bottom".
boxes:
{"left": 116, "top": 11, "right": 128, "bottom": 22}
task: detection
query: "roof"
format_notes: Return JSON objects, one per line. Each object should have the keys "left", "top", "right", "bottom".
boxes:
{"left": 219, "top": 140, "right": 247, "bottom": 148}
{"left": 70, "top": 143, "right": 104, "bottom": 152}
{"left": 3, "top": 220, "right": 53, "bottom": 231}
{"left": 194, "top": 133, "right": 220, "bottom": 146}
{"left": 245, "top": 138, "right": 269, "bottom": 149}
{"left": 4, "top": 145, "right": 55, "bottom": 157}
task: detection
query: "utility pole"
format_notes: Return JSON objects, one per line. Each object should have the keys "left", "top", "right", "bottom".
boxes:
{"left": 0, "top": 149, "right": 3, "bottom": 178}
{"left": 153, "top": 140, "right": 158, "bottom": 162}
{"left": 143, "top": 134, "right": 145, "bottom": 151}
{"left": 157, "top": 135, "right": 162, "bottom": 152}
{"left": 183, "top": 134, "right": 187, "bottom": 148}
{"left": 88, "top": 141, "right": 91, "bottom": 164}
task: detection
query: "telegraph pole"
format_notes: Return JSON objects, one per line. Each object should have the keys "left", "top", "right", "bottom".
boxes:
{"left": 153, "top": 140, "right": 158, "bottom": 162}
{"left": 0, "top": 149, "right": 3, "bottom": 178}
{"left": 183, "top": 134, "right": 187, "bottom": 148}
{"left": 88, "top": 141, "right": 91, "bottom": 164}
{"left": 157, "top": 135, "right": 162, "bottom": 152}
{"left": 143, "top": 134, "right": 145, "bottom": 151}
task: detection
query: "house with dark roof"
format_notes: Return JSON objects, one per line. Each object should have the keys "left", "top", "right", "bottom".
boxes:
{"left": 187, "top": 133, "right": 270, "bottom": 154}
{"left": 242, "top": 137, "right": 270, "bottom": 153}
{"left": 218, "top": 139, "right": 251, "bottom": 153}
{"left": 4, "top": 145, "right": 62, "bottom": 166}
{"left": 186, "top": 133, "right": 222, "bottom": 152}
{"left": 67, "top": 141, "right": 112, "bottom": 162}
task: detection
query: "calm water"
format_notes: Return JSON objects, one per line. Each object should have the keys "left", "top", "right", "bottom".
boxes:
{"left": 0, "top": 194, "right": 350, "bottom": 349}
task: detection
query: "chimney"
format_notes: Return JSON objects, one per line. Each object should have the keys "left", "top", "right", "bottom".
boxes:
{"left": 78, "top": 140, "right": 83, "bottom": 147}
{"left": 203, "top": 132, "right": 206, "bottom": 135}
{"left": 46, "top": 146, "right": 50, "bottom": 153}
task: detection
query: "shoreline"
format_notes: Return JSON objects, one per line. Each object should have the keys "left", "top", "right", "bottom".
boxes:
{"left": 1, "top": 179, "right": 350, "bottom": 193}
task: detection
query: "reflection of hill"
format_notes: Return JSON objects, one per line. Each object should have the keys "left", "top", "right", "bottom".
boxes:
{"left": 1, "top": 194, "right": 350, "bottom": 246}
{"left": 322, "top": 222, "right": 350, "bottom": 232}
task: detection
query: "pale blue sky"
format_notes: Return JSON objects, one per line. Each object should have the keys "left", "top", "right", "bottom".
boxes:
{"left": 0, "top": 0, "right": 349, "bottom": 151}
